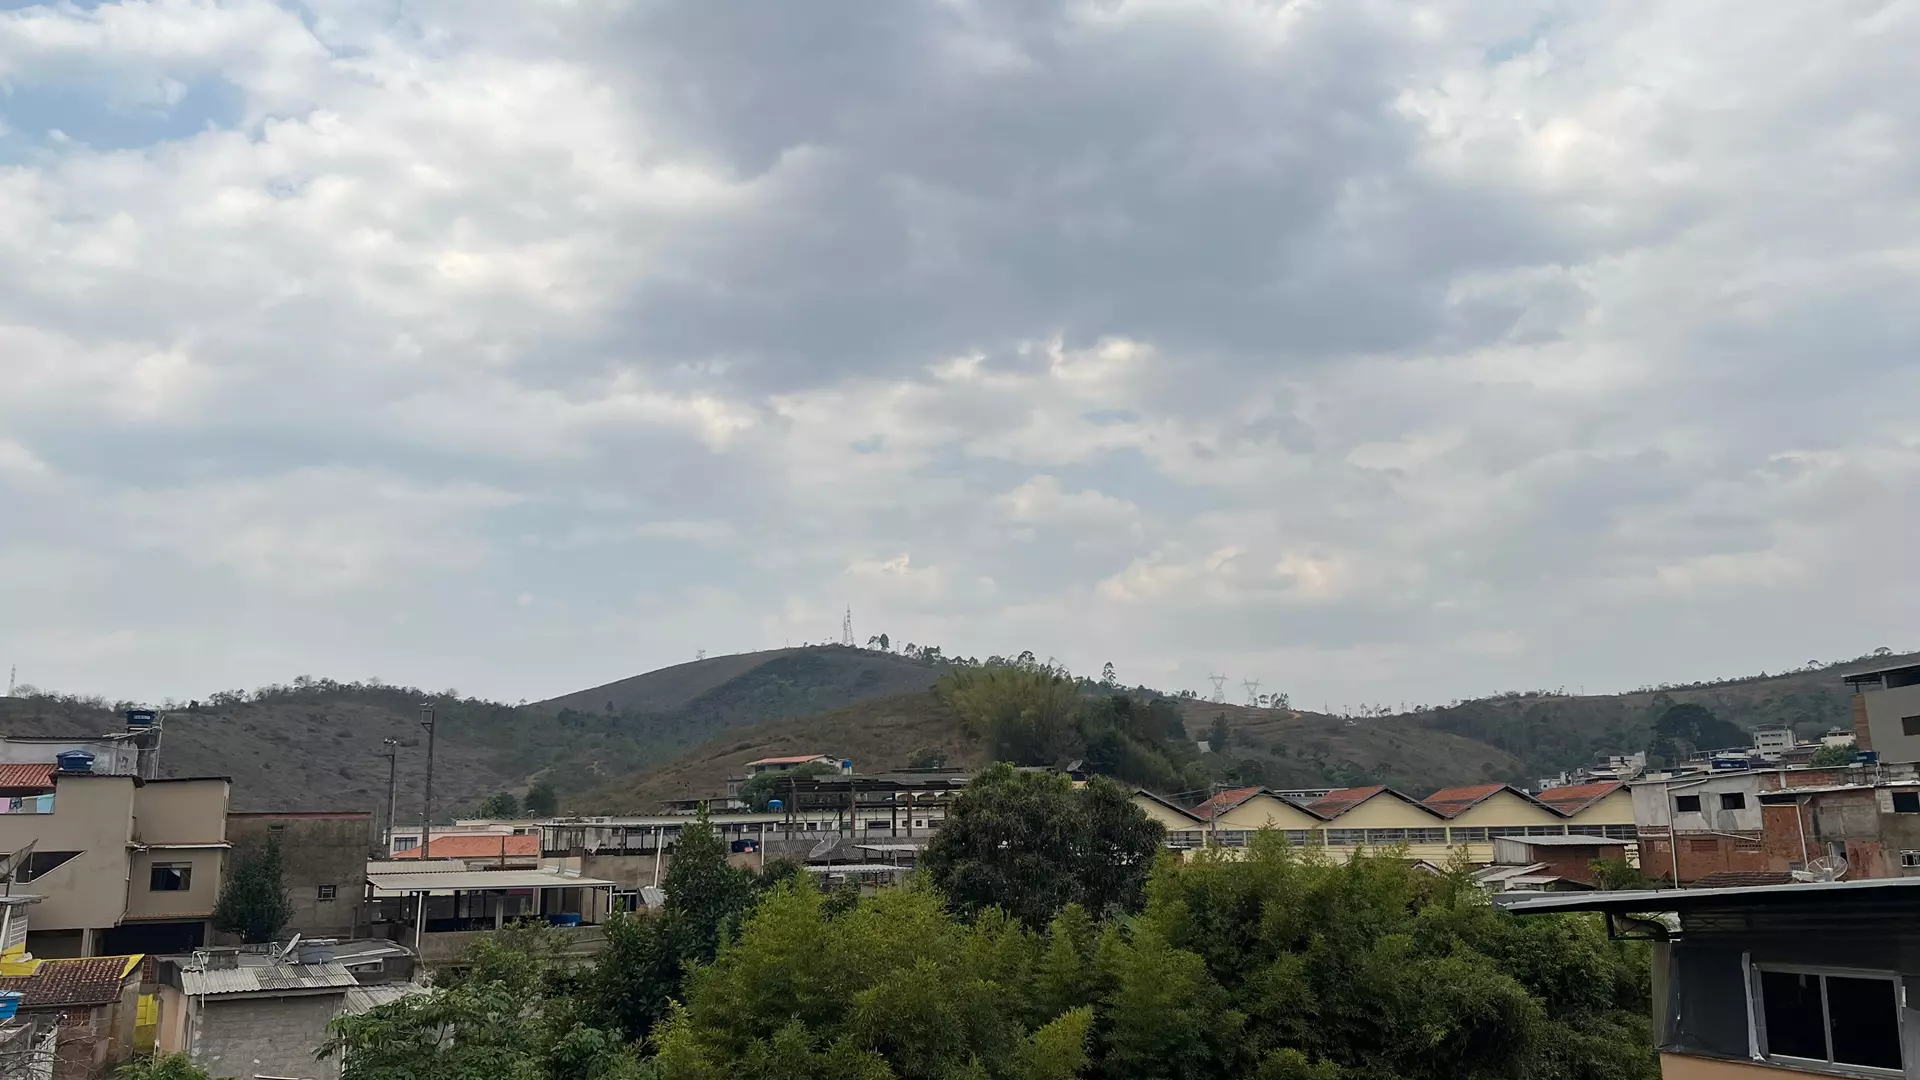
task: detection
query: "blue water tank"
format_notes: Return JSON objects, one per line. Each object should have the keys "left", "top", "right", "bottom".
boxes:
{"left": 768, "top": 799, "right": 783, "bottom": 811}
{"left": 55, "top": 750, "right": 95, "bottom": 773}
{"left": 0, "top": 991, "right": 22, "bottom": 1020}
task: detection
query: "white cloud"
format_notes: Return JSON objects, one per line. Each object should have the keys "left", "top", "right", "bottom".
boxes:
{"left": 3, "top": 0, "right": 1920, "bottom": 709}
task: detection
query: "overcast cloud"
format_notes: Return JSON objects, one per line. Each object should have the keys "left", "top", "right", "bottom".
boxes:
{"left": 4, "top": 0, "right": 1919, "bottom": 710}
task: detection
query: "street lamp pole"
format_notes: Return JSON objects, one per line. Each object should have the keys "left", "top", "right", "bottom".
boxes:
{"left": 382, "top": 738, "right": 400, "bottom": 854}
{"left": 420, "top": 704, "right": 437, "bottom": 861}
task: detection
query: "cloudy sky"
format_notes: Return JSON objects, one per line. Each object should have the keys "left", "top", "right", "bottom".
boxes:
{"left": 3, "top": 0, "right": 1917, "bottom": 711}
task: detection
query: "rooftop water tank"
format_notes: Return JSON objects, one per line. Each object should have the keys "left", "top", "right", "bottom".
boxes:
{"left": 55, "top": 750, "right": 95, "bottom": 773}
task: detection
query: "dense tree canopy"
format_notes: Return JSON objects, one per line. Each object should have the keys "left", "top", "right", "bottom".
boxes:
{"left": 329, "top": 774, "right": 1657, "bottom": 1080}
{"left": 922, "top": 765, "right": 1166, "bottom": 929}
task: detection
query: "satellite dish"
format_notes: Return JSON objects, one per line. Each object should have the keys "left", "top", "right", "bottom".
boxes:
{"left": 1792, "top": 855, "right": 1849, "bottom": 883}
{"left": 0, "top": 842, "right": 35, "bottom": 883}
{"left": 808, "top": 838, "right": 837, "bottom": 860}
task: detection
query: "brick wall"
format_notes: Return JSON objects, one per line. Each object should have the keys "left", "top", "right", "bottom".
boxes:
{"left": 1636, "top": 829, "right": 1767, "bottom": 884}
{"left": 226, "top": 813, "right": 373, "bottom": 939}
{"left": 194, "top": 994, "right": 344, "bottom": 1080}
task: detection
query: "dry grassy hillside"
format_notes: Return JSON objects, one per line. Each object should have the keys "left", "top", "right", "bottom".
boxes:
{"left": 576, "top": 691, "right": 985, "bottom": 813}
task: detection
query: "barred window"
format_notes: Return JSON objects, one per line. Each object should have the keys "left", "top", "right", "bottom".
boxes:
{"left": 1449, "top": 827, "right": 1489, "bottom": 843}
{"left": 1325, "top": 829, "right": 1365, "bottom": 846}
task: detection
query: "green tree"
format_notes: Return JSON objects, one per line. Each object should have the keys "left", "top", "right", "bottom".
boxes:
{"left": 114, "top": 1056, "right": 213, "bottom": 1080}
{"left": 1206, "top": 714, "right": 1231, "bottom": 752}
{"left": 523, "top": 780, "right": 560, "bottom": 817}
{"left": 923, "top": 764, "right": 1165, "bottom": 929}
{"left": 906, "top": 746, "right": 948, "bottom": 770}
{"left": 664, "top": 812, "right": 758, "bottom": 960}
{"left": 1589, "top": 858, "right": 1648, "bottom": 891}
{"left": 477, "top": 791, "right": 521, "bottom": 818}
{"left": 213, "top": 835, "right": 294, "bottom": 944}
{"left": 1809, "top": 741, "right": 1856, "bottom": 767}
{"left": 939, "top": 665, "right": 1084, "bottom": 766}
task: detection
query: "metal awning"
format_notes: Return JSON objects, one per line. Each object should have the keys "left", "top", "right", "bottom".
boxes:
{"left": 803, "top": 864, "right": 910, "bottom": 875}
{"left": 367, "top": 869, "right": 617, "bottom": 895}
{"left": 1497, "top": 875, "right": 1920, "bottom": 916}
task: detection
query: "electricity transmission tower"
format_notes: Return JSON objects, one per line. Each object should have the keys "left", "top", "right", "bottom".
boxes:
{"left": 1207, "top": 674, "right": 1228, "bottom": 703}
{"left": 1243, "top": 678, "right": 1263, "bottom": 707}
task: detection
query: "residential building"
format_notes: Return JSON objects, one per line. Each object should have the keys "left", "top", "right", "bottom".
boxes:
{"left": 226, "top": 811, "right": 375, "bottom": 939}
{"left": 1631, "top": 771, "right": 1768, "bottom": 884}
{"left": 386, "top": 820, "right": 537, "bottom": 857}
{"left": 153, "top": 945, "right": 358, "bottom": 1080}
{"left": 1474, "top": 835, "right": 1633, "bottom": 890}
{"left": 388, "top": 832, "right": 540, "bottom": 865}
{"left": 364, "top": 861, "right": 617, "bottom": 966}
{"left": 1821, "top": 728, "right": 1857, "bottom": 749}
{"left": 1843, "top": 659, "right": 1920, "bottom": 762}
{"left": 743, "top": 754, "right": 841, "bottom": 776}
{"left": 0, "top": 954, "right": 144, "bottom": 1076}
{"left": 0, "top": 771, "right": 230, "bottom": 958}
{"left": 1503, "top": 877, "right": 1920, "bottom": 1079}
{"left": 1752, "top": 726, "right": 1799, "bottom": 761}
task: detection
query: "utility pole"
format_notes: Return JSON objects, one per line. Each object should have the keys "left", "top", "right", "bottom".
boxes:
{"left": 419, "top": 704, "right": 437, "bottom": 861}
{"left": 381, "top": 738, "right": 400, "bottom": 854}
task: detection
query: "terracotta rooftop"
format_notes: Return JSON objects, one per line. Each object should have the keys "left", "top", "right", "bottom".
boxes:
{"left": 1534, "top": 781, "right": 1624, "bottom": 815}
{"left": 391, "top": 834, "right": 539, "bottom": 860}
{"left": 1421, "top": 784, "right": 1511, "bottom": 818}
{"left": 0, "top": 956, "right": 140, "bottom": 1009}
{"left": 1306, "top": 785, "right": 1388, "bottom": 817}
{"left": 1192, "top": 786, "right": 1262, "bottom": 821}
{"left": 746, "top": 754, "right": 836, "bottom": 768}
{"left": 0, "top": 763, "right": 55, "bottom": 791}
{"left": 1687, "top": 870, "right": 1795, "bottom": 889}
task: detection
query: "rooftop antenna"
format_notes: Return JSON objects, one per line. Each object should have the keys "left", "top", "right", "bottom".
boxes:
{"left": 1207, "top": 674, "right": 1228, "bottom": 703}
{"left": 1242, "top": 678, "right": 1262, "bottom": 707}
{"left": 841, "top": 607, "right": 854, "bottom": 647}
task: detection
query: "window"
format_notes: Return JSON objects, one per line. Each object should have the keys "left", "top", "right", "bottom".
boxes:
{"left": 1486, "top": 826, "right": 1529, "bottom": 838}
{"left": 150, "top": 863, "right": 192, "bottom": 892}
{"left": 1525, "top": 825, "right": 1567, "bottom": 836}
{"left": 1364, "top": 828, "right": 1408, "bottom": 844}
{"left": 1449, "top": 827, "right": 1489, "bottom": 843}
{"left": 317, "top": 884, "right": 337, "bottom": 901}
{"left": 1894, "top": 791, "right": 1920, "bottom": 814}
{"left": 393, "top": 837, "right": 420, "bottom": 852}
{"left": 1675, "top": 795, "right": 1702, "bottom": 813}
{"left": 1721, "top": 793, "right": 1747, "bottom": 811}
{"left": 15, "top": 851, "right": 80, "bottom": 884}
{"left": 1567, "top": 825, "right": 1604, "bottom": 837}
{"left": 267, "top": 822, "right": 287, "bottom": 834}
{"left": 1687, "top": 838, "right": 1720, "bottom": 855}
{"left": 1325, "top": 829, "right": 1364, "bottom": 846}
{"left": 1407, "top": 829, "right": 1447, "bottom": 844}
{"left": 1604, "top": 824, "right": 1638, "bottom": 840}
{"left": 1758, "top": 967, "right": 1903, "bottom": 1071}
{"left": 1901, "top": 851, "right": 1920, "bottom": 868}
{"left": 1903, "top": 715, "right": 1920, "bottom": 738}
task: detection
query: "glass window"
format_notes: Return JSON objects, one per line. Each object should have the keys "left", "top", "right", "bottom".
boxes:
{"left": 1325, "top": 829, "right": 1364, "bottom": 846}
{"left": 1525, "top": 825, "right": 1567, "bottom": 836}
{"left": 1407, "top": 829, "right": 1446, "bottom": 844}
{"left": 1721, "top": 792, "right": 1747, "bottom": 811}
{"left": 317, "top": 884, "right": 337, "bottom": 901}
{"left": 1567, "top": 825, "right": 1604, "bottom": 836}
{"left": 1893, "top": 791, "right": 1920, "bottom": 814}
{"left": 1604, "top": 825, "right": 1637, "bottom": 840}
{"left": 393, "top": 837, "right": 420, "bottom": 852}
{"left": 1759, "top": 968, "right": 1903, "bottom": 1071}
{"left": 1449, "top": 827, "right": 1489, "bottom": 843}
{"left": 1902, "top": 715, "right": 1920, "bottom": 738}
{"left": 1675, "top": 795, "right": 1702, "bottom": 813}
{"left": 1364, "top": 829, "right": 1408, "bottom": 844}
{"left": 150, "top": 863, "right": 192, "bottom": 892}
{"left": 1827, "top": 976, "right": 1902, "bottom": 1070}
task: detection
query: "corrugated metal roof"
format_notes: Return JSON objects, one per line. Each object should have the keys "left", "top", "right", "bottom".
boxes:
{"left": 803, "top": 864, "right": 910, "bottom": 874}
{"left": 1534, "top": 781, "right": 1625, "bottom": 814}
{"left": 1192, "top": 787, "right": 1262, "bottom": 821}
{"left": 180, "top": 960, "right": 358, "bottom": 997}
{"left": 1497, "top": 874, "right": 1920, "bottom": 915}
{"left": 1494, "top": 833, "right": 1630, "bottom": 847}
{"left": 366, "top": 868, "right": 617, "bottom": 894}
{"left": 344, "top": 982, "right": 431, "bottom": 1014}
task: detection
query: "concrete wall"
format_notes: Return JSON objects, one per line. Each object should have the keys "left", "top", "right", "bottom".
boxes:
{"left": 0, "top": 774, "right": 136, "bottom": 931}
{"left": 1862, "top": 684, "right": 1920, "bottom": 764}
{"left": 1633, "top": 775, "right": 1765, "bottom": 834}
{"left": 124, "top": 848, "right": 224, "bottom": 920}
{"left": 228, "top": 813, "right": 374, "bottom": 938}
{"left": 192, "top": 993, "right": 344, "bottom": 1080}
{"left": 133, "top": 780, "right": 230, "bottom": 845}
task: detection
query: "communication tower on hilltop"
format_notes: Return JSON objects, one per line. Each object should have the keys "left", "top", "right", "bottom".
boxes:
{"left": 1243, "top": 678, "right": 1263, "bottom": 707}
{"left": 841, "top": 607, "right": 855, "bottom": 647}
{"left": 1207, "top": 674, "right": 1228, "bottom": 703}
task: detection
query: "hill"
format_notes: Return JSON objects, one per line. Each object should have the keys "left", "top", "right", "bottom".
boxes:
{"left": 574, "top": 690, "right": 985, "bottom": 812}
{"left": 591, "top": 648, "right": 1914, "bottom": 811}
{"left": 0, "top": 646, "right": 939, "bottom": 813}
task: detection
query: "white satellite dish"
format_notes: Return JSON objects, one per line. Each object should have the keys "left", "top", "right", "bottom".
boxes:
{"left": 1792, "top": 855, "right": 1848, "bottom": 883}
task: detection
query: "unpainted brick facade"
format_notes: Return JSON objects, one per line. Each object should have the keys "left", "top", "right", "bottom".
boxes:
{"left": 226, "top": 812, "right": 374, "bottom": 939}
{"left": 1635, "top": 828, "right": 1768, "bottom": 884}
{"left": 192, "top": 993, "right": 345, "bottom": 1080}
